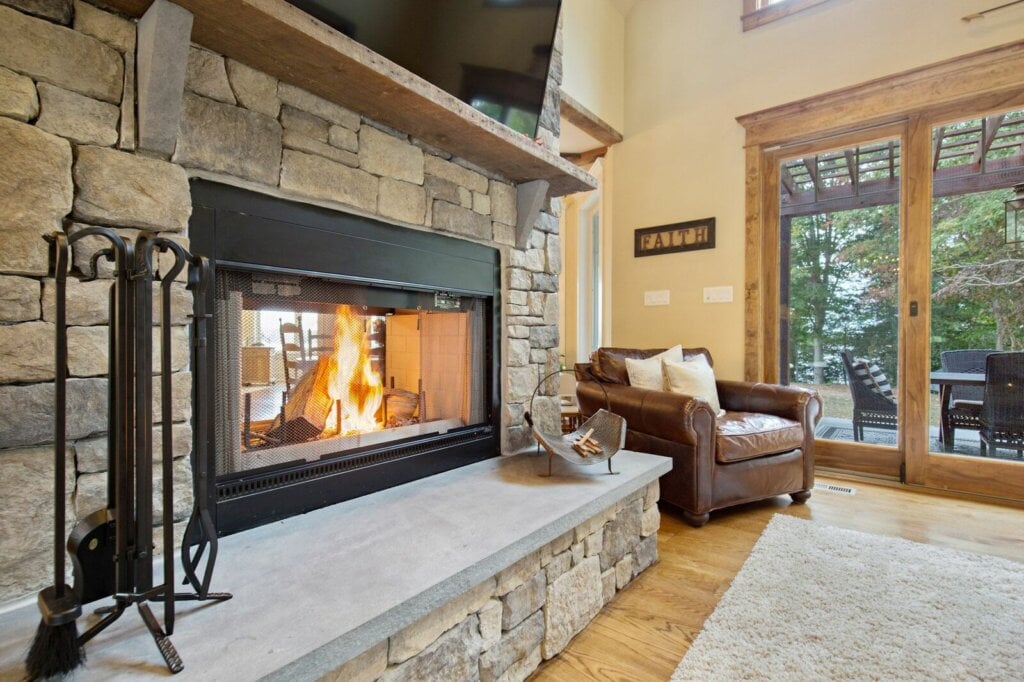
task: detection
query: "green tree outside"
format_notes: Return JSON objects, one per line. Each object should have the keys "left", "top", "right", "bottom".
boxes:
{"left": 786, "top": 187, "right": 1023, "bottom": 418}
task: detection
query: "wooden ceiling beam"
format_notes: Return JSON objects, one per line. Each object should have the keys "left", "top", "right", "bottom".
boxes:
{"left": 562, "top": 146, "right": 609, "bottom": 169}
{"left": 558, "top": 91, "right": 623, "bottom": 148}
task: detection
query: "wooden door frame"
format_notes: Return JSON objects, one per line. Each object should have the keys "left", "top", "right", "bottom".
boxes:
{"left": 737, "top": 40, "right": 1024, "bottom": 490}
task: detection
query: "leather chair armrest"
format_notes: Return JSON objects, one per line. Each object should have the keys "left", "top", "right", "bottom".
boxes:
{"left": 716, "top": 380, "right": 822, "bottom": 427}
{"left": 574, "top": 362, "right": 597, "bottom": 382}
{"left": 717, "top": 380, "right": 820, "bottom": 494}
{"left": 577, "top": 381, "right": 716, "bottom": 447}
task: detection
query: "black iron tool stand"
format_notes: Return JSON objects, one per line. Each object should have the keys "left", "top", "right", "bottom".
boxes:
{"left": 53, "top": 230, "right": 231, "bottom": 674}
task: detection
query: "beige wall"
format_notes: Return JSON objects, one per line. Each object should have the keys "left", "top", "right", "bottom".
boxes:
{"left": 561, "top": 0, "right": 626, "bottom": 131}
{"left": 611, "top": 0, "right": 1024, "bottom": 380}
{"left": 559, "top": 0, "right": 625, "bottom": 369}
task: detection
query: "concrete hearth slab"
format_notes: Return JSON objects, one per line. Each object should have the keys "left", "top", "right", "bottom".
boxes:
{"left": 0, "top": 450, "right": 670, "bottom": 681}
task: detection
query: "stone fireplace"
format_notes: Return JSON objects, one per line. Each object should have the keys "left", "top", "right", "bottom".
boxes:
{"left": 0, "top": 0, "right": 571, "bottom": 603}
{"left": 0, "top": 3, "right": 670, "bottom": 680}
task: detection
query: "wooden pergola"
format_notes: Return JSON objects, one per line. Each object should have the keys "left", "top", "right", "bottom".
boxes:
{"left": 777, "top": 108, "right": 1024, "bottom": 382}
{"left": 779, "top": 110, "right": 1024, "bottom": 217}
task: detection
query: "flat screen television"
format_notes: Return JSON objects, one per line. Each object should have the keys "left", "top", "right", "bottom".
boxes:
{"left": 286, "top": 0, "right": 562, "bottom": 138}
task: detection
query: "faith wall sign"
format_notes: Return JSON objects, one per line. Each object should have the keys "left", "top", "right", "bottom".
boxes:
{"left": 634, "top": 217, "right": 716, "bottom": 257}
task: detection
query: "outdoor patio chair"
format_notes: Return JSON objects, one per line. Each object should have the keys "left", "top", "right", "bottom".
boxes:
{"left": 979, "top": 351, "right": 1024, "bottom": 457}
{"left": 840, "top": 351, "right": 898, "bottom": 442}
{"left": 939, "top": 349, "right": 994, "bottom": 448}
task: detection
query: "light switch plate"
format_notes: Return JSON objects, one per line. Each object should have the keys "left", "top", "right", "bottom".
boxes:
{"left": 703, "top": 286, "right": 734, "bottom": 303}
{"left": 644, "top": 290, "right": 670, "bottom": 306}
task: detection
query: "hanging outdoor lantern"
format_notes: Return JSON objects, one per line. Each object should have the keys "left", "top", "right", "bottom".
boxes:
{"left": 1007, "top": 183, "right": 1024, "bottom": 245}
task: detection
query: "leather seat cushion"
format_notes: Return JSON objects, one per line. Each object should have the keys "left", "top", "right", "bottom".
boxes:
{"left": 716, "top": 411, "right": 804, "bottom": 464}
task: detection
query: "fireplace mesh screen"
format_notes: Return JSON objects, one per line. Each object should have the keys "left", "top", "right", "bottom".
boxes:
{"left": 213, "top": 269, "right": 487, "bottom": 476}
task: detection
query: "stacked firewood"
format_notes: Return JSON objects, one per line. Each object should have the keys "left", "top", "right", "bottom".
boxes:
{"left": 571, "top": 428, "right": 602, "bottom": 457}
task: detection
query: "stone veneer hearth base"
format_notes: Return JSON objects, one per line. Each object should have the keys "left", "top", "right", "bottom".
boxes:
{"left": 0, "top": 450, "right": 670, "bottom": 681}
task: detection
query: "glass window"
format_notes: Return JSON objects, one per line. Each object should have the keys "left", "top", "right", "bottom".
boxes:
{"left": 742, "top": 0, "right": 835, "bottom": 31}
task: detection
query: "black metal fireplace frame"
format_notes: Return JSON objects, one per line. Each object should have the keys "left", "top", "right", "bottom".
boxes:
{"left": 189, "top": 180, "right": 502, "bottom": 535}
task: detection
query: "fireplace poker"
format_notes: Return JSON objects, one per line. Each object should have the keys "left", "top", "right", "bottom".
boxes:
{"left": 161, "top": 243, "right": 229, "bottom": 602}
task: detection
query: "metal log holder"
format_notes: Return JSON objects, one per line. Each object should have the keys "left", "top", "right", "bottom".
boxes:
{"left": 524, "top": 369, "right": 626, "bottom": 477}
{"left": 51, "top": 230, "right": 231, "bottom": 675}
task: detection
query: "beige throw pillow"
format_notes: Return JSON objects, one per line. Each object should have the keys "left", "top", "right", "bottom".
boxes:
{"left": 663, "top": 356, "right": 725, "bottom": 417}
{"left": 624, "top": 345, "right": 685, "bottom": 390}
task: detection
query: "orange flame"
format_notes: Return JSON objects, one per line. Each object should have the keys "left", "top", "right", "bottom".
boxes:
{"left": 324, "top": 306, "right": 384, "bottom": 435}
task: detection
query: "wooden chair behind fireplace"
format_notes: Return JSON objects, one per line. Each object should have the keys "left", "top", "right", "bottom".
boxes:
{"left": 241, "top": 316, "right": 308, "bottom": 449}
{"left": 280, "top": 315, "right": 308, "bottom": 395}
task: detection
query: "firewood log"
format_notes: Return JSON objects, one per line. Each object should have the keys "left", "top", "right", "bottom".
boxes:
{"left": 265, "top": 355, "right": 334, "bottom": 443}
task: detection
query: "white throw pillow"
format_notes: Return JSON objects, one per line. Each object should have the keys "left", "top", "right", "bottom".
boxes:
{"left": 663, "top": 357, "right": 725, "bottom": 417}
{"left": 624, "top": 345, "right": 685, "bottom": 390}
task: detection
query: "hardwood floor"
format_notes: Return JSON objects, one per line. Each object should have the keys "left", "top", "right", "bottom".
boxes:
{"left": 531, "top": 477, "right": 1024, "bottom": 681}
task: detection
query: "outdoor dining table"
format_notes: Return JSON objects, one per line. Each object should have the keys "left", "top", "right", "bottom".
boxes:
{"left": 930, "top": 371, "right": 986, "bottom": 448}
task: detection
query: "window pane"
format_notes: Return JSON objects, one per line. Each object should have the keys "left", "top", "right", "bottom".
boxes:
{"left": 928, "top": 107, "right": 1024, "bottom": 459}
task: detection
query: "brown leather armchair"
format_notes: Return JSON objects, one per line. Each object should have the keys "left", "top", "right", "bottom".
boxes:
{"left": 576, "top": 347, "right": 822, "bottom": 527}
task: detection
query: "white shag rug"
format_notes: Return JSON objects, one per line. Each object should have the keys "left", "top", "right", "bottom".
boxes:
{"left": 672, "top": 514, "right": 1024, "bottom": 681}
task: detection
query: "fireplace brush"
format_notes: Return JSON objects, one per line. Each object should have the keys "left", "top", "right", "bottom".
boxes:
{"left": 26, "top": 230, "right": 231, "bottom": 679}
{"left": 25, "top": 234, "right": 84, "bottom": 680}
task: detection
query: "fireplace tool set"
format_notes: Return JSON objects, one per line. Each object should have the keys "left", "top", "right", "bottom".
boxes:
{"left": 26, "top": 230, "right": 231, "bottom": 679}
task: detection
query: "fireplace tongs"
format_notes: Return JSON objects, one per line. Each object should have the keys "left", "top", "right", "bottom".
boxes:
{"left": 52, "top": 229, "right": 231, "bottom": 675}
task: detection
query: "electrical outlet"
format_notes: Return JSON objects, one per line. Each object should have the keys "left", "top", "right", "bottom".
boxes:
{"left": 644, "top": 290, "right": 670, "bottom": 306}
{"left": 703, "top": 286, "right": 734, "bottom": 303}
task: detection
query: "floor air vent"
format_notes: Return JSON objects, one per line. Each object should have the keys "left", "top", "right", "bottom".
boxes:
{"left": 813, "top": 483, "right": 857, "bottom": 495}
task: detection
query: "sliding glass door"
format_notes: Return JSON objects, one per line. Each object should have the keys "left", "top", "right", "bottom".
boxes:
{"left": 904, "top": 106, "right": 1024, "bottom": 499}
{"left": 772, "top": 127, "right": 906, "bottom": 476}
{"left": 771, "top": 108, "right": 1024, "bottom": 498}
{"left": 741, "top": 44, "right": 1024, "bottom": 502}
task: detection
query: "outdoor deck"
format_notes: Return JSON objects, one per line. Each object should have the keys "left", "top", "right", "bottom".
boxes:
{"left": 810, "top": 383, "right": 1021, "bottom": 461}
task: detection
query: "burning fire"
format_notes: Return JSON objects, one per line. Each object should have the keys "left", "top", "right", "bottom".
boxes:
{"left": 324, "top": 306, "right": 384, "bottom": 435}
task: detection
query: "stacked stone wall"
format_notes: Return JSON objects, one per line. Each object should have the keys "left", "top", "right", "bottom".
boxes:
{"left": 325, "top": 481, "right": 661, "bottom": 682}
{"left": 0, "top": 0, "right": 564, "bottom": 604}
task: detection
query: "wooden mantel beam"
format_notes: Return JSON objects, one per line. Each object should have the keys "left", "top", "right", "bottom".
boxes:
{"left": 103, "top": 0, "right": 595, "bottom": 197}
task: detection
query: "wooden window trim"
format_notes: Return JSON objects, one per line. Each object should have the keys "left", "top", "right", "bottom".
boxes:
{"left": 737, "top": 39, "right": 1024, "bottom": 383}
{"left": 742, "top": 0, "right": 835, "bottom": 32}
